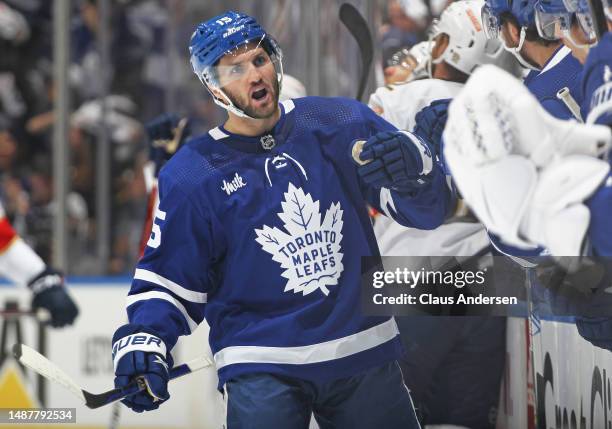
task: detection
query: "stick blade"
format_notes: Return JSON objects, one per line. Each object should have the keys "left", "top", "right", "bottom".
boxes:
{"left": 13, "top": 343, "right": 86, "bottom": 404}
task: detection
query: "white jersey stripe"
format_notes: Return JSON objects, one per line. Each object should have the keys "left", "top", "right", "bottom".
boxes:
{"left": 126, "top": 291, "right": 199, "bottom": 332}
{"left": 209, "top": 127, "right": 229, "bottom": 140}
{"left": 281, "top": 99, "right": 295, "bottom": 113}
{"left": 134, "top": 268, "right": 207, "bottom": 303}
{"left": 213, "top": 318, "right": 399, "bottom": 369}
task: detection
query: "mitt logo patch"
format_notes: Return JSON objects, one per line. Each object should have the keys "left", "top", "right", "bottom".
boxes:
{"left": 255, "top": 183, "right": 344, "bottom": 296}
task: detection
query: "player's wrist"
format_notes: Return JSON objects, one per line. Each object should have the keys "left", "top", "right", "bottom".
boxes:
{"left": 27, "top": 268, "right": 64, "bottom": 295}
{"left": 398, "top": 130, "right": 433, "bottom": 177}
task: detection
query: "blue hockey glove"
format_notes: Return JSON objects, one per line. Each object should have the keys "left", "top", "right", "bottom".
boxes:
{"left": 354, "top": 130, "right": 434, "bottom": 192}
{"left": 575, "top": 317, "right": 612, "bottom": 352}
{"left": 29, "top": 268, "right": 78, "bottom": 328}
{"left": 413, "top": 98, "right": 451, "bottom": 154}
{"left": 112, "top": 324, "right": 172, "bottom": 412}
{"left": 145, "top": 113, "right": 191, "bottom": 176}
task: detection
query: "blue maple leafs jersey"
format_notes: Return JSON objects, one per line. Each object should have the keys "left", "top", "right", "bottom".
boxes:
{"left": 582, "top": 32, "right": 612, "bottom": 126}
{"left": 127, "top": 96, "right": 451, "bottom": 388}
{"left": 582, "top": 33, "right": 612, "bottom": 257}
{"left": 524, "top": 45, "right": 583, "bottom": 120}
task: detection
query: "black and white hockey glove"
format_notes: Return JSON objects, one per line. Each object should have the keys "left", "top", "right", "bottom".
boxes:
{"left": 29, "top": 268, "right": 79, "bottom": 328}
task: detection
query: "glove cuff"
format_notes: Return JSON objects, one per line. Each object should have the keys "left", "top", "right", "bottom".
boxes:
{"left": 112, "top": 325, "right": 167, "bottom": 372}
{"left": 28, "top": 268, "right": 64, "bottom": 295}
{"left": 399, "top": 131, "right": 433, "bottom": 176}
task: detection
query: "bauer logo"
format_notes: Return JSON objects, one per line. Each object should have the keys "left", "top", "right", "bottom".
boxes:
{"left": 255, "top": 182, "right": 344, "bottom": 296}
{"left": 111, "top": 334, "right": 162, "bottom": 360}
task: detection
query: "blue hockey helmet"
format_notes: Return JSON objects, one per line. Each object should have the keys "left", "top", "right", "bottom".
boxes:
{"left": 535, "top": 0, "right": 599, "bottom": 45}
{"left": 482, "top": 0, "right": 538, "bottom": 38}
{"left": 534, "top": 0, "right": 574, "bottom": 40}
{"left": 189, "top": 11, "right": 284, "bottom": 118}
{"left": 573, "top": 0, "right": 599, "bottom": 44}
{"left": 481, "top": 0, "right": 543, "bottom": 69}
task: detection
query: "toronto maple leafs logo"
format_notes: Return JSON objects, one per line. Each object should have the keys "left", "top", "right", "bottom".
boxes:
{"left": 255, "top": 183, "right": 344, "bottom": 296}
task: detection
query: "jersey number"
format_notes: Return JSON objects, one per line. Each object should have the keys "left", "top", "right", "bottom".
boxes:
{"left": 147, "top": 209, "right": 167, "bottom": 249}
{"left": 216, "top": 17, "right": 232, "bottom": 25}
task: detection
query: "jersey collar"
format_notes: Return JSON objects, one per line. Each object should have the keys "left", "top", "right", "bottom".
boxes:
{"left": 209, "top": 100, "right": 296, "bottom": 154}
{"left": 538, "top": 45, "right": 571, "bottom": 76}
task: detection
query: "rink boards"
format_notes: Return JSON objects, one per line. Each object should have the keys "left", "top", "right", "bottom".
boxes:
{"left": 499, "top": 317, "right": 612, "bottom": 429}
{"left": 0, "top": 281, "right": 611, "bottom": 429}
{"left": 0, "top": 280, "right": 225, "bottom": 429}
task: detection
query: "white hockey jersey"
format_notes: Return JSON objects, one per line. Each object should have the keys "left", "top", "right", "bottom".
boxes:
{"left": 369, "top": 79, "right": 490, "bottom": 265}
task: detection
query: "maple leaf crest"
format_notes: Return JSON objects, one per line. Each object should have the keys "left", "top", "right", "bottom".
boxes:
{"left": 255, "top": 182, "right": 344, "bottom": 296}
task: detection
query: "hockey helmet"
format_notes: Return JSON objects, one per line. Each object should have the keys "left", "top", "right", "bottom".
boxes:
{"left": 482, "top": 0, "right": 538, "bottom": 38}
{"left": 189, "top": 11, "right": 284, "bottom": 118}
{"left": 535, "top": 0, "right": 598, "bottom": 45}
{"left": 430, "top": 0, "right": 505, "bottom": 76}
{"left": 534, "top": 0, "right": 573, "bottom": 39}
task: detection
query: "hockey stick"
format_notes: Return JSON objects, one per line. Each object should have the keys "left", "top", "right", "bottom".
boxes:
{"left": 13, "top": 343, "right": 213, "bottom": 409}
{"left": 339, "top": 3, "right": 374, "bottom": 102}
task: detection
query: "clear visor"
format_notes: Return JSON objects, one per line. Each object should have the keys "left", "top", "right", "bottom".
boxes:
{"left": 481, "top": 6, "right": 502, "bottom": 39}
{"left": 534, "top": 8, "right": 572, "bottom": 39}
{"left": 387, "top": 49, "right": 419, "bottom": 71}
{"left": 562, "top": 0, "right": 579, "bottom": 11}
{"left": 200, "top": 35, "right": 283, "bottom": 89}
{"left": 574, "top": 11, "right": 598, "bottom": 44}
{"left": 604, "top": 0, "right": 612, "bottom": 21}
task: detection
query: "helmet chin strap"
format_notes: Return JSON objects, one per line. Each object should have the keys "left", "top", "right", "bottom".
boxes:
{"left": 426, "top": 37, "right": 438, "bottom": 78}
{"left": 502, "top": 27, "right": 540, "bottom": 71}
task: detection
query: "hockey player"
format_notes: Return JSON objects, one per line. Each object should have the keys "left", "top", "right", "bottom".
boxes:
{"left": 138, "top": 74, "right": 307, "bottom": 256}
{"left": 535, "top": 0, "right": 612, "bottom": 124}
{"left": 380, "top": 42, "right": 431, "bottom": 87}
{"left": 534, "top": 0, "right": 596, "bottom": 63}
{"left": 533, "top": 0, "right": 612, "bottom": 348}
{"left": 0, "top": 197, "right": 78, "bottom": 327}
{"left": 482, "top": 0, "right": 583, "bottom": 118}
{"left": 478, "top": 0, "right": 588, "bottom": 266}
{"left": 111, "top": 11, "right": 452, "bottom": 428}
{"left": 369, "top": 2, "right": 510, "bottom": 427}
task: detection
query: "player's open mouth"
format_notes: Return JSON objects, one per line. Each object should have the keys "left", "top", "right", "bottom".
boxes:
{"left": 252, "top": 88, "right": 268, "bottom": 101}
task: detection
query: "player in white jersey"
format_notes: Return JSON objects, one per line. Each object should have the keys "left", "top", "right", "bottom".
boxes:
{"left": 368, "top": 2, "right": 518, "bottom": 427}
{"left": 0, "top": 192, "right": 78, "bottom": 327}
{"left": 370, "top": 0, "right": 514, "bottom": 268}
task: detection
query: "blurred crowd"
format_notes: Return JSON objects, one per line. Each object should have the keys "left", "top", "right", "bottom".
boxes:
{"left": 0, "top": 0, "right": 447, "bottom": 274}
{"left": 0, "top": 0, "right": 223, "bottom": 274}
